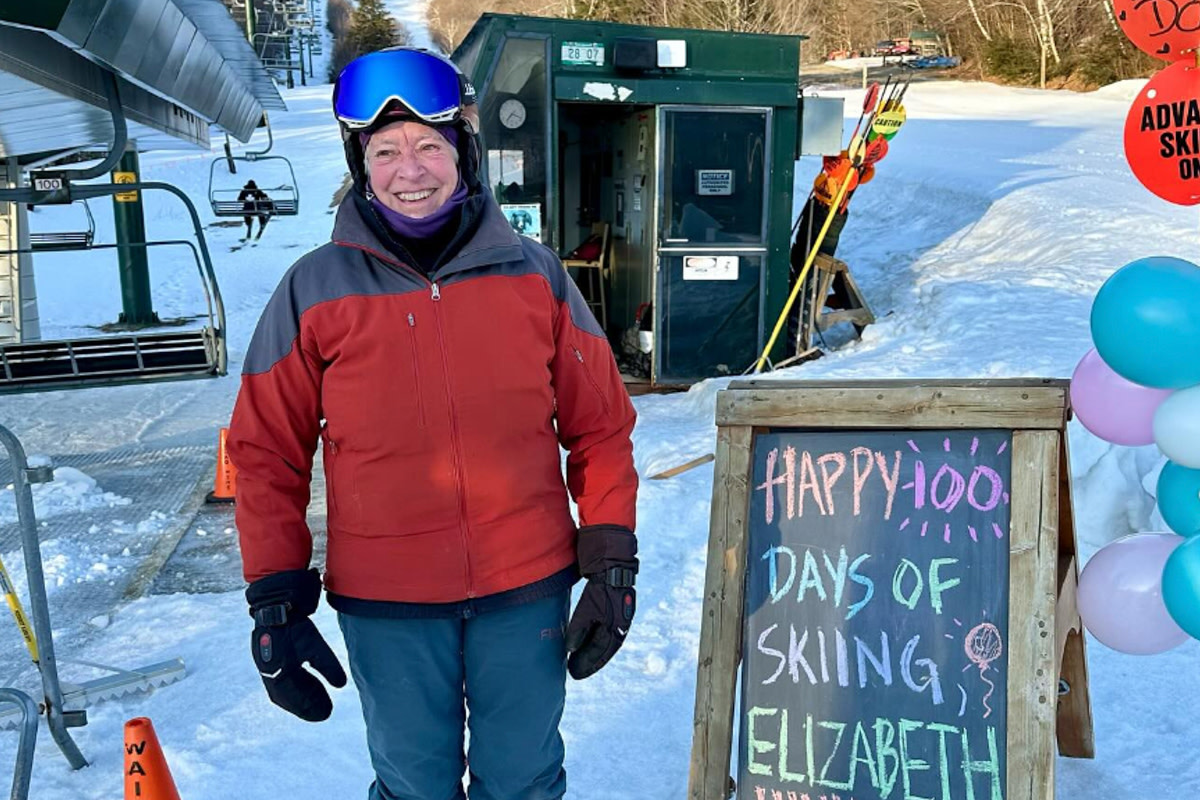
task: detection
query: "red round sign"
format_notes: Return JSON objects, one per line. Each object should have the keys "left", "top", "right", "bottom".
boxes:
{"left": 1124, "top": 61, "right": 1200, "bottom": 206}
{"left": 1115, "top": 0, "right": 1200, "bottom": 62}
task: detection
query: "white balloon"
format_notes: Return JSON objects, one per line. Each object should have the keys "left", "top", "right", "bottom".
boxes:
{"left": 1154, "top": 385, "right": 1200, "bottom": 468}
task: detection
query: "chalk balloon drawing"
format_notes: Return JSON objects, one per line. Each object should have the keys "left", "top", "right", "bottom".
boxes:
{"left": 964, "top": 621, "right": 1004, "bottom": 719}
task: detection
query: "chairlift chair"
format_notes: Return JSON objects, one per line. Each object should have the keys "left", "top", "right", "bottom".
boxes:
{"left": 0, "top": 185, "right": 227, "bottom": 393}
{"left": 28, "top": 200, "right": 96, "bottom": 253}
{"left": 208, "top": 122, "right": 300, "bottom": 218}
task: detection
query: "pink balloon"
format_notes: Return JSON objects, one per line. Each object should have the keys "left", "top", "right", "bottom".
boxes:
{"left": 1070, "top": 348, "right": 1173, "bottom": 446}
{"left": 1078, "top": 533, "right": 1189, "bottom": 655}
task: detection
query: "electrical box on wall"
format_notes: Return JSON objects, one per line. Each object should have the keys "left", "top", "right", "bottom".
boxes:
{"left": 799, "top": 94, "right": 845, "bottom": 156}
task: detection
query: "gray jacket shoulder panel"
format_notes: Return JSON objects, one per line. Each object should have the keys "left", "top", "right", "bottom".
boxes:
{"left": 518, "top": 237, "right": 605, "bottom": 340}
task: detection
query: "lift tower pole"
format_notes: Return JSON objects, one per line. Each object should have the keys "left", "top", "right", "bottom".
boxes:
{"left": 111, "top": 145, "right": 156, "bottom": 326}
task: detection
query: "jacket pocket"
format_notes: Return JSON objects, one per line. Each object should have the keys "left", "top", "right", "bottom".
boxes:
{"left": 407, "top": 313, "right": 427, "bottom": 428}
{"left": 572, "top": 345, "right": 612, "bottom": 416}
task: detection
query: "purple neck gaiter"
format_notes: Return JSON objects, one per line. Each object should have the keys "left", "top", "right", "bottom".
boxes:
{"left": 369, "top": 179, "right": 469, "bottom": 240}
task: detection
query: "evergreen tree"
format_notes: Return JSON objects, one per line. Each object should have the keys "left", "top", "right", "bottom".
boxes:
{"left": 328, "top": 0, "right": 411, "bottom": 82}
{"left": 350, "top": 0, "right": 400, "bottom": 55}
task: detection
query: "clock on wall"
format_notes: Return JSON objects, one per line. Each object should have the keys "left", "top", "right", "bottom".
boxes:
{"left": 499, "top": 98, "right": 526, "bottom": 130}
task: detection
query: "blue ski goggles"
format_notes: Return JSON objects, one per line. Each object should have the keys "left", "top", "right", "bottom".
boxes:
{"left": 333, "top": 49, "right": 474, "bottom": 130}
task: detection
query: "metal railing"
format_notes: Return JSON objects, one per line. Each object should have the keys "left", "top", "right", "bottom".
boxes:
{"left": 0, "top": 689, "right": 37, "bottom": 800}
{"left": 0, "top": 426, "right": 87, "bottom": 770}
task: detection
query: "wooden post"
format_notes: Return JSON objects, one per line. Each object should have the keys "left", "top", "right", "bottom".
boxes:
{"left": 688, "top": 425, "right": 752, "bottom": 800}
{"left": 1006, "top": 430, "right": 1061, "bottom": 800}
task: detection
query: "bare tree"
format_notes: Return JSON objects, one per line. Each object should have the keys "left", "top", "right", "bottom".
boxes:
{"left": 420, "top": 0, "right": 1155, "bottom": 86}
{"left": 967, "top": 0, "right": 993, "bottom": 40}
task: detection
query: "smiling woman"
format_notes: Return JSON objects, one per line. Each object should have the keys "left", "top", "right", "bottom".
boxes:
{"left": 228, "top": 45, "right": 639, "bottom": 800}
{"left": 363, "top": 120, "right": 461, "bottom": 219}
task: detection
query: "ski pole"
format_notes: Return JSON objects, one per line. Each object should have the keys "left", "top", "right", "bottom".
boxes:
{"left": 755, "top": 138, "right": 888, "bottom": 373}
{"left": 0, "top": 555, "right": 39, "bottom": 664}
{"left": 848, "top": 79, "right": 884, "bottom": 145}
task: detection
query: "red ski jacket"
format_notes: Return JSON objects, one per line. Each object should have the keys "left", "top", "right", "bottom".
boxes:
{"left": 228, "top": 194, "right": 637, "bottom": 603}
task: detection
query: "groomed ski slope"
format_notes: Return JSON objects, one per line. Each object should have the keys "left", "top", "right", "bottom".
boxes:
{"left": 2, "top": 77, "right": 1197, "bottom": 798}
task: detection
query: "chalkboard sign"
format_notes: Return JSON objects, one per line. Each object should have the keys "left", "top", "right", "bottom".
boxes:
{"left": 687, "top": 380, "right": 1095, "bottom": 800}
{"left": 740, "top": 429, "right": 1012, "bottom": 800}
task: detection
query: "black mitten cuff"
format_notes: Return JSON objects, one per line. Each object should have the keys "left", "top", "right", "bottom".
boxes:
{"left": 246, "top": 568, "right": 322, "bottom": 618}
{"left": 577, "top": 525, "right": 638, "bottom": 577}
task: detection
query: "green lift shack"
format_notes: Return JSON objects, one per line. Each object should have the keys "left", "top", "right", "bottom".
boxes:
{"left": 453, "top": 14, "right": 842, "bottom": 388}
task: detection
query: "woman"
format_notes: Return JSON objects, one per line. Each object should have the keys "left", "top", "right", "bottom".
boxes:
{"left": 228, "top": 48, "right": 640, "bottom": 800}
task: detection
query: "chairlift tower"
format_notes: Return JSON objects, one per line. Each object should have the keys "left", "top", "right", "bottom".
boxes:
{"left": 112, "top": 146, "right": 156, "bottom": 327}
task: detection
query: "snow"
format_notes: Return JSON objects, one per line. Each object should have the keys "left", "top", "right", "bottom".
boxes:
{"left": 0, "top": 467, "right": 131, "bottom": 527}
{"left": 1, "top": 68, "right": 1197, "bottom": 799}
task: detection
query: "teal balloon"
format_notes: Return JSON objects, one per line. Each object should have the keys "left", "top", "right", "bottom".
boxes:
{"left": 1163, "top": 535, "right": 1200, "bottom": 640}
{"left": 1090, "top": 256, "right": 1200, "bottom": 389}
{"left": 1158, "top": 461, "right": 1200, "bottom": 537}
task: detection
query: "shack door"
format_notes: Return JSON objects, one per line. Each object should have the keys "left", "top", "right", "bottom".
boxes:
{"left": 655, "top": 107, "right": 770, "bottom": 384}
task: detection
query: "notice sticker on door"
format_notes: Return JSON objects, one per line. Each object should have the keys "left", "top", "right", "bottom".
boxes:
{"left": 696, "top": 169, "right": 734, "bottom": 196}
{"left": 683, "top": 255, "right": 738, "bottom": 281}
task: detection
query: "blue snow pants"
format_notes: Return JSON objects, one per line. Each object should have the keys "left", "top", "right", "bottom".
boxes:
{"left": 337, "top": 591, "right": 570, "bottom": 800}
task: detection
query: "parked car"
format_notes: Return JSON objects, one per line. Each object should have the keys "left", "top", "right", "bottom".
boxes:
{"left": 875, "top": 39, "right": 916, "bottom": 57}
{"left": 904, "top": 55, "right": 962, "bottom": 70}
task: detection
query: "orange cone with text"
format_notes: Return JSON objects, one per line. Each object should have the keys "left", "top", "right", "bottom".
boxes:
{"left": 205, "top": 426, "right": 237, "bottom": 504}
{"left": 124, "top": 717, "right": 182, "bottom": 800}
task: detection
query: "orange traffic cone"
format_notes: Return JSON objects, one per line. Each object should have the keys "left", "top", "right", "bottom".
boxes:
{"left": 205, "top": 427, "right": 237, "bottom": 504}
{"left": 124, "top": 717, "right": 182, "bottom": 800}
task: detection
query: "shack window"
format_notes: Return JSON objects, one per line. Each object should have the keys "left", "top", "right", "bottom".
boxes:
{"left": 663, "top": 110, "right": 767, "bottom": 245}
{"left": 481, "top": 36, "right": 549, "bottom": 242}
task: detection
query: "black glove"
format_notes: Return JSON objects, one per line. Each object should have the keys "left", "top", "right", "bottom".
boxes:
{"left": 246, "top": 568, "right": 347, "bottom": 722}
{"left": 565, "top": 525, "right": 638, "bottom": 680}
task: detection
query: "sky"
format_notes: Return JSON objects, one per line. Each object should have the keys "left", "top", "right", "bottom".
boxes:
{"left": 0, "top": 41, "right": 1197, "bottom": 800}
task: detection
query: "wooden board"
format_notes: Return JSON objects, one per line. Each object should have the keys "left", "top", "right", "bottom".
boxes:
{"left": 649, "top": 453, "right": 715, "bottom": 480}
{"left": 1005, "top": 431, "right": 1061, "bottom": 800}
{"left": 718, "top": 380, "right": 1070, "bottom": 430}
{"left": 1054, "top": 431, "right": 1095, "bottom": 758}
{"left": 689, "top": 425, "right": 753, "bottom": 800}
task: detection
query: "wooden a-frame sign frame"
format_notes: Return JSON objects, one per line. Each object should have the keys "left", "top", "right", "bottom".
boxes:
{"left": 688, "top": 379, "right": 1095, "bottom": 800}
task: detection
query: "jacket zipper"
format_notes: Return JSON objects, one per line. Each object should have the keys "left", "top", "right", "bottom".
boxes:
{"left": 430, "top": 282, "right": 475, "bottom": 597}
{"left": 573, "top": 346, "right": 612, "bottom": 415}
{"left": 322, "top": 430, "right": 338, "bottom": 516}
{"left": 406, "top": 313, "right": 427, "bottom": 428}
{"left": 331, "top": 242, "right": 479, "bottom": 595}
